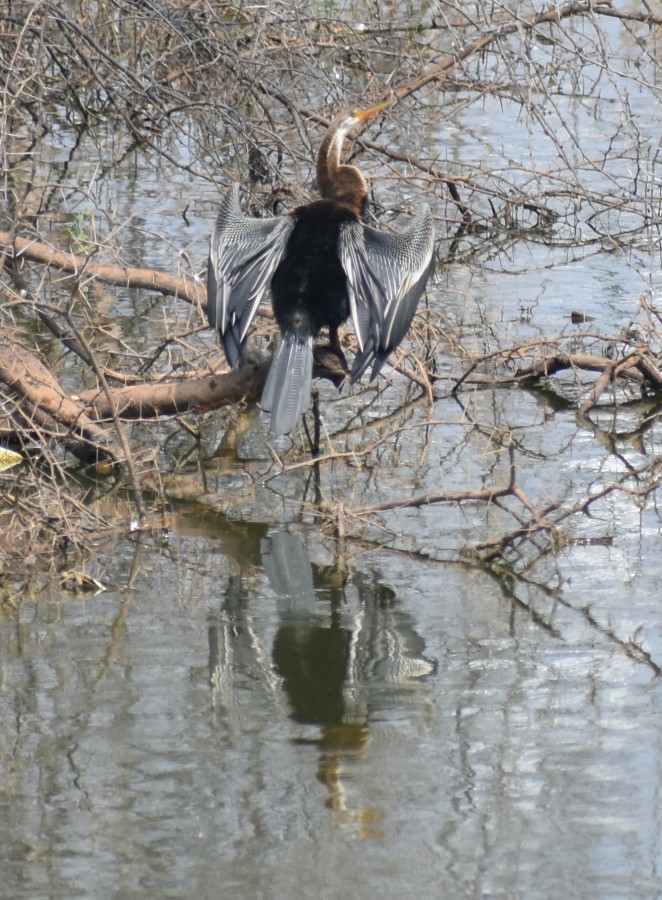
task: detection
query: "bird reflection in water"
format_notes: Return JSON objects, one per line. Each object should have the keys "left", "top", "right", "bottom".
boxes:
{"left": 207, "top": 100, "right": 435, "bottom": 435}
{"left": 208, "top": 530, "right": 436, "bottom": 829}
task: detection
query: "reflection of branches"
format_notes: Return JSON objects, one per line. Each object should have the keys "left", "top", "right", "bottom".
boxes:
{"left": 487, "top": 560, "right": 662, "bottom": 676}
{"left": 334, "top": 442, "right": 516, "bottom": 517}
{"left": 322, "top": 431, "right": 661, "bottom": 590}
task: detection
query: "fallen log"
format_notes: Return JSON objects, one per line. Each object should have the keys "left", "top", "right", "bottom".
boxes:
{"left": 0, "top": 326, "right": 124, "bottom": 463}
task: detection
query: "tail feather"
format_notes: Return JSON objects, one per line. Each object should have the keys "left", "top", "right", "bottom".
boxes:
{"left": 261, "top": 333, "right": 314, "bottom": 435}
{"left": 221, "top": 326, "right": 244, "bottom": 369}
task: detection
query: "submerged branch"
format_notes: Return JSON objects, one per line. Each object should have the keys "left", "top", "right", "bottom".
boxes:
{"left": 514, "top": 351, "right": 662, "bottom": 386}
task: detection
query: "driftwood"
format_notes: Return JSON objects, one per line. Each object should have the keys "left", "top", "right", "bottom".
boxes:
{"left": 81, "top": 363, "right": 269, "bottom": 420}
{"left": 516, "top": 352, "right": 662, "bottom": 387}
{"left": 0, "top": 326, "right": 124, "bottom": 463}
{"left": 0, "top": 325, "right": 264, "bottom": 462}
{"left": 81, "top": 349, "right": 347, "bottom": 421}
{"left": 0, "top": 312, "right": 350, "bottom": 462}
{"left": 516, "top": 351, "right": 662, "bottom": 414}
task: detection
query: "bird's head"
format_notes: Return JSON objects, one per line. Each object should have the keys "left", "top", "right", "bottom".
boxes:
{"left": 317, "top": 98, "right": 396, "bottom": 211}
{"left": 340, "top": 98, "right": 397, "bottom": 134}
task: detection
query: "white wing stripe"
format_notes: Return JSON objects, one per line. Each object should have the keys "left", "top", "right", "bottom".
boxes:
{"left": 207, "top": 186, "right": 293, "bottom": 364}
{"left": 339, "top": 207, "right": 434, "bottom": 376}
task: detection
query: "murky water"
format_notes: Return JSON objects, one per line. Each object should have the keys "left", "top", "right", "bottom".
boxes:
{"left": 3, "top": 5, "right": 662, "bottom": 898}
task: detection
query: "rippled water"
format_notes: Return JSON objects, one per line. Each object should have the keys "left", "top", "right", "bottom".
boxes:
{"left": 2, "top": 519, "right": 661, "bottom": 898}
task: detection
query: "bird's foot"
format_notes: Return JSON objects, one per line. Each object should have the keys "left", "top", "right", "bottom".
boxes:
{"left": 313, "top": 343, "right": 349, "bottom": 389}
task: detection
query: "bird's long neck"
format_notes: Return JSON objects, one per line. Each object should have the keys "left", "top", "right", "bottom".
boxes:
{"left": 316, "top": 117, "right": 367, "bottom": 214}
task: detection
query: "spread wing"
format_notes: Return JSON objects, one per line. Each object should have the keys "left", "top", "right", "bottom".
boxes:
{"left": 207, "top": 185, "right": 293, "bottom": 367}
{"left": 339, "top": 206, "right": 435, "bottom": 382}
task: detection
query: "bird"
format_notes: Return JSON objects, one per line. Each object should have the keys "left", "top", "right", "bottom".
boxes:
{"left": 207, "top": 99, "right": 435, "bottom": 436}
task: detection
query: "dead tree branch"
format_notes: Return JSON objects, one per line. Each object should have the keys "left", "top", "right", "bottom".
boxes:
{"left": 0, "top": 231, "right": 206, "bottom": 308}
{"left": 394, "top": 0, "right": 614, "bottom": 101}
{"left": 0, "top": 326, "right": 124, "bottom": 463}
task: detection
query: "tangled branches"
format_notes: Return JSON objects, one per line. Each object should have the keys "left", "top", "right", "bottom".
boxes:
{"left": 2, "top": 0, "right": 662, "bottom": 593}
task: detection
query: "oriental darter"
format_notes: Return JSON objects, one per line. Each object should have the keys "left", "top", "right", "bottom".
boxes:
{"left": 207, "top": 100, "right": 435, "bottom": 435}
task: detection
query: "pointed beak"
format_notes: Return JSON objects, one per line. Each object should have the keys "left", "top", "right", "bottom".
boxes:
{"left": 353, "top": 97, "right": 396, "bottom": 122}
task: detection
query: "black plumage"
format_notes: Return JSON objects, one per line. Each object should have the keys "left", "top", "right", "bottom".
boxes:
{"left": 207, "top": 101, "right": 435, "bottom": 436}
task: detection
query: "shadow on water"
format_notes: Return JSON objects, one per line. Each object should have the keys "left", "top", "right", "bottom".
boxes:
{"left": 208, "top": 529, "right": 436, "bottom": 816}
